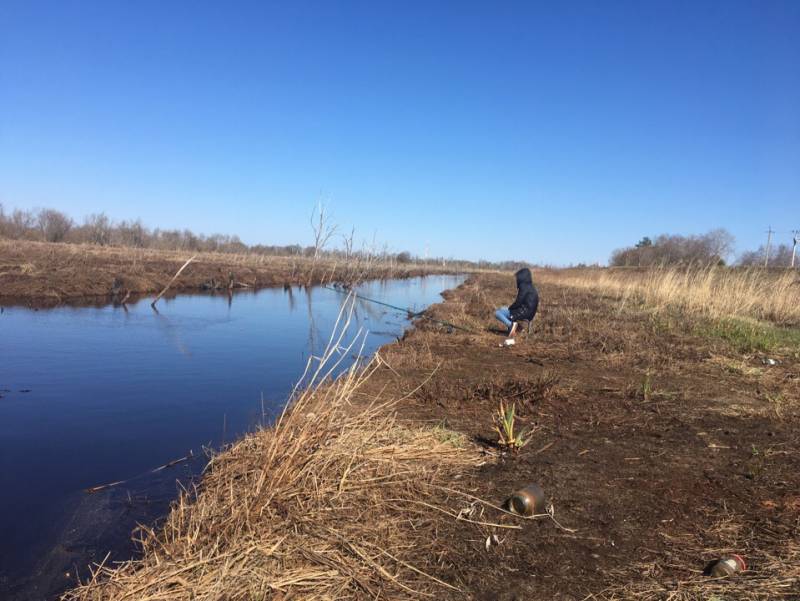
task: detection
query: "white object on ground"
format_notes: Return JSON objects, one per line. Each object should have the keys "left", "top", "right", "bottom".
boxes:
{"left": 503, "top": 338, "right": 516, "bottom": 347}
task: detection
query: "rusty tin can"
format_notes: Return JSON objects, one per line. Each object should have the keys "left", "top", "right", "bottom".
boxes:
{"left": 710, "top": 555, "right": 746, "bottom": 577}
{"left": 507, "top": 483, "right": 547, "bottom": 517}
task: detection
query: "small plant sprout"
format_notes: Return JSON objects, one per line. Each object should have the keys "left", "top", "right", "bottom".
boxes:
{"left": 493, "top": 400, "right": 531, "bottom": 452}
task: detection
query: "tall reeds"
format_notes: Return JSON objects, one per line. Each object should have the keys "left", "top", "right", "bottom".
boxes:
{"left": 541, "top": 266, "right": 800, "bottom": 325}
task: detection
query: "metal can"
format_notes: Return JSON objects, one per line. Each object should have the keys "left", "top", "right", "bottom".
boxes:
{"left": 507, "top": 483, "right": 547, "bottom": 517}
{"left": 710, "top": 555, "right": 746, "bottom": 577}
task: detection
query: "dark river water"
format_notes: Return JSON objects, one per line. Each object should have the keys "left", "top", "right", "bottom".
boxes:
{"left": 0, "top": 274, "right": 464, "bottom": 600}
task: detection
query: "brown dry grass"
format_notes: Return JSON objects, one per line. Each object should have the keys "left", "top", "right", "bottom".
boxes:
{"left": 589, "top": 514, "right": 799, "bottom": 600}
{"left": 62, "top": 301, "right": 485, "bottom": 601}
{"left": 538, "top": 266, "right": 800, "bottom": 326}
{"left": 0, "top": 239, "right": 470, "bottom": 304}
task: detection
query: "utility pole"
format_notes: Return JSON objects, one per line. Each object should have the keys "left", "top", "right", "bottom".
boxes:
{"left": 764, "top": 226, "right": 774, "bottom": 268}
{"left": 792, "top": 230, "right": 799, "bottom": 269}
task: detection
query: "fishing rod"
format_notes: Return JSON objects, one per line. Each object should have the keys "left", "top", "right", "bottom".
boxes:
{"left": 323, "top": 285, "right": 478, "bottom": 334}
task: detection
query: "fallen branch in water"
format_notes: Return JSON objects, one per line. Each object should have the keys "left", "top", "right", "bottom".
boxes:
{"left": 151, "top": 255, "right": 197, "bottom": 308}
{"left": 85, "top": 450, "right": 196, "bottom": 493}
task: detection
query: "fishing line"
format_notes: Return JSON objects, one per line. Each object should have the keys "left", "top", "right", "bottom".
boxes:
{"left": 323, "top": 285, "right": 478, "bottom": 334}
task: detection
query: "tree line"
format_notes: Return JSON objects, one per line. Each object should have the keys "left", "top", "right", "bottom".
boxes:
{"left": 0, "top": 203, "right": 528, "bottom": 270}
{"left": 610, "top": 229, "right": 797, "bottom": 268}
{"left": 0, "top": 204, "right": 257, "bottom": 253}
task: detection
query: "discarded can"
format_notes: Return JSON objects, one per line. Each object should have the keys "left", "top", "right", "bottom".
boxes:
{"left": 507, "top": 483, "right": 547, "bottom": 516}
{"left": 709, "top": 555, "right": 746, "bottom": 577}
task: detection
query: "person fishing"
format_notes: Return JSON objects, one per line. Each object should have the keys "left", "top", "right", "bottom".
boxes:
{"left": 494, "top": 267, "right": 539, "bottom": 346}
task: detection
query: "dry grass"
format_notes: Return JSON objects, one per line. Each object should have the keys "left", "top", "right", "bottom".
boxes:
{"left": 1, "top": 238, "right": 460, "bottom": 280}
{"left": 0, "top": 239, "right": 472, "bottom": 303}
{"left": 589, "top": 514, "right": 800, "bottom": 600}
{"left": 538, "top": 266, "right": 800, "bottom": 326}
{"left": 62, "top": 300, "right": 484, "bottom": 601}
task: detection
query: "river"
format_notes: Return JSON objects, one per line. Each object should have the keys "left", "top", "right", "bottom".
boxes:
{"left": 0, "top": 274, "right": 465, "bottom": 599}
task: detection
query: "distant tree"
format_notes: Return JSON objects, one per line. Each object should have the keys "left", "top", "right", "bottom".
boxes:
{"left": 83, "top": 213, "right": 112, "bottom": 245}
{"left": 37, "top": 209, "right": 73, "bottom": 242}
{"left": 705, "top": 228, "right": 735, "bottom": 262}
{"left": 310, "top": 202, "right": 338, "bottom": 260}
{"left": 156, "top": 229, "right": 182, "bottom": 250}
{"left": 115, "top": 220, "right": 147, "bottom": 247}
{"left": 610, "top": 229, "right": 735, "bottom": 267}
{"left": 9, "top": 209, "right": 37, "bottom": 239}
{"left": 738, "top": 243, "right": 793, "bottom": 267}
{"left": 181, "top": 229, "right": 199, "bottom": 251}
{"left": 395, "top": 251, "right": 413, "bottom": 264}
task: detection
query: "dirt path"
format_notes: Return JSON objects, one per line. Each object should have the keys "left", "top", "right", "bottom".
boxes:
{"left": 359, "top": 272, "right": 800, "bottom": 599}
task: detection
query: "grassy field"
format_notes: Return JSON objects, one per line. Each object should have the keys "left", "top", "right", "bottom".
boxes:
{"left": 538, "top": 266, "right": 800, "bottom": 356}
{"left": 62, "top": 269, "right": 800, "bottom": 600}
{"left": 538, "top": 265, "right": 800, "bottom": 326}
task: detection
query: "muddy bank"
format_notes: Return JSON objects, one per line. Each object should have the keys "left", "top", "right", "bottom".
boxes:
{"left": 63, "top": 272, "right": 800, "bottom": 599}
{"left": 0, "top": 239, "right": 454, "bottom": 306}
{"left": 364, "top": 273, "right": 800, "bottom": 598}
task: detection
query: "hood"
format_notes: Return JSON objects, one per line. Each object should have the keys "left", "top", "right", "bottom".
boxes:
{"left": 515, "top": 268, "right": 533, "bottom": 287}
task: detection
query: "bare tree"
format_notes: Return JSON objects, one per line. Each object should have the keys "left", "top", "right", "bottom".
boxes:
{"left": 342, "top": 226, "right": 355, "bottom": 261}
{"left": 84, "top": 213, "right": 112, "bottom": 245}
{"left": 705, "top": 228, "right": 735, "bottom": 262}
{"left": 739, "top": 243, "right": 794, "bottom": 268}
{"left": 341, "top": 226, "right": 357, "bottom": 283}
{"left": 115, "top": 219, "right": 147, "bottom": 247}
{"left": 307, "top": 202, "right": 338, "bottom": 284}
{"left": 9, "top": 209, "right": 37, "bottom": 239}
{"left": 37, "top": 209, "right": 73, "bottom": 242}
{"left": 310, "top": 202, "right": 338, "bottom": 260}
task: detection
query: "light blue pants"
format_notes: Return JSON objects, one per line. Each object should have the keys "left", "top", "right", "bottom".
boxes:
{"left": 495, "top": 306, "right": 513, "bottom": 331}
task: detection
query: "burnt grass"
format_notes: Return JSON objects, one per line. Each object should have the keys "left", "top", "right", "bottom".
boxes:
{"left": 358, "top": 273, "right": 800, "bottom": 600}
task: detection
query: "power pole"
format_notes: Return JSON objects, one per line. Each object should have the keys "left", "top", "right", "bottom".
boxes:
{"left": 764, "top": 226, "right": 774, "bottom": 268}
{"left": 792, "top": 230, "right": 799, "bottom": 269}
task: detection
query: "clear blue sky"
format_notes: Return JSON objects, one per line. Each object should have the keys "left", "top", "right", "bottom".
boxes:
{"left": 1, "top": 1, "right": 798, "bottom": 264}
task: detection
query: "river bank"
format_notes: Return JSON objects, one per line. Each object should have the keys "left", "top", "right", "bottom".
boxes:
{"left": 63, "top": 272, "right": 800, "bottom": 599}
{"left": 0, "top": 239, "right": 458, "bottom": 306}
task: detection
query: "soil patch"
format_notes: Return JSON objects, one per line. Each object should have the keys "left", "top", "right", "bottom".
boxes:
{"left": 359, "top": 272, "right": 800, "bottom": 599}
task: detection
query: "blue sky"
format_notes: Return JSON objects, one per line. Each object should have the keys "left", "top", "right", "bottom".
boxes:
{"left": 1, "top": 1, "right": 798, "bottom": 264}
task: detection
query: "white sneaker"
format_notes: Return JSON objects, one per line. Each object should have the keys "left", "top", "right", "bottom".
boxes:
{"left": 503, "top": 338, "right": 516, "bottom": 347}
